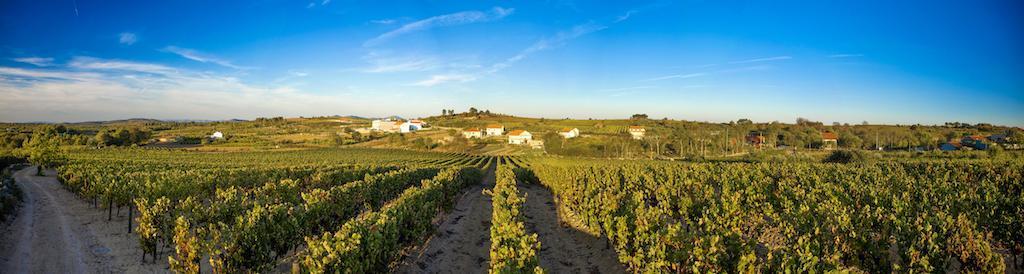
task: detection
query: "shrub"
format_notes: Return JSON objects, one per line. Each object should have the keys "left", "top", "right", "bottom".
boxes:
{"left": 822, "top": 150, "right": 874, "bottom": 164}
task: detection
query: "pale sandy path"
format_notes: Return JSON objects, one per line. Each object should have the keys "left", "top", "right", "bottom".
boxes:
{"left": 395, "top": 165, "right": 496, "bottom": 273}
{"left": 518, "top": 182, "right": 627, "bottom": 274}
{"left": 0, "top": 166, "right": 167, "bottom": 274}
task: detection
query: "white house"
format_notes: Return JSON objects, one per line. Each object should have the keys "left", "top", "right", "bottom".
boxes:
{"left": 371, "top": 119, "right": 389, "bottom": 131}
{"left": 399, "top": 122, "right": 421, "bottom": 133}
{"left": 486, "top": 124, "right": 505, "bottom": 136}
{"left": 463, "top": 128, "right": 483, "bottom": 139}
{"left": 558, "top": 128, "right": 579, "bottom": 139}
{"left": 508, "top": 130, "right": 532, "bottom": 145}
{"left": 408, "top": 119, "right": 427, "bottom": 127}
{"left": 398, "top": 119, "right": 429, "bottom": 133}
{"left": 372, "top": 119, "right": 403, "bottom": 133}
{"left": 628, "top": 126, "right": 645, "bottom": 140}
{"left": 210, "top": 131, "right": 224, "bottom": 139}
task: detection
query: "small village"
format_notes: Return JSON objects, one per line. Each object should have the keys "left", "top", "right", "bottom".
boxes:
{"left": 357, "top": 115, "right": 1019, "bottom": 154}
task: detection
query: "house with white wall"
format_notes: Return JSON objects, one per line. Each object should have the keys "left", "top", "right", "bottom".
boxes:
{"left": 463, "top": 128, "right": 483, "bottom": 138}
{"left": 507, "top": 130, "right": 532, "bottom": 145}
{"left": 372, "top": 118, "right": 422, "bottom": 133}
{"left": 628, "top": 126, "right": 645, "bottom": 140}
{"left": 486, "top": 124, "right": 504, "bottom": 136}
{"left": 399, "top": 122, "right": 421, "bottom": 133}
{"left": 558, "top": 128, "right": 579, "bottom": 139}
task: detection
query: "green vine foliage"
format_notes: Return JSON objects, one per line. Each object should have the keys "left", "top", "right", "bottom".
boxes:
{"left": 527, "top": 157, "right": 1021, "bottom": 273}
{"left": 488, "top": 165, "right": 543, "bottom": 273}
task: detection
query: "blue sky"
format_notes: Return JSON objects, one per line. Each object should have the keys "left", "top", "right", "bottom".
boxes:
{"left": 1, "top": 0, "right": 1022, "bottom": 126}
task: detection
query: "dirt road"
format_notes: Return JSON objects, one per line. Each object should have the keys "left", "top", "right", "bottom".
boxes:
{"left": 0, "top": 166, "right": 166, "bottom": 273}
{"left": 396, "top": 165, "right": 496, "bottom": 273}
{"left": 519, "top": 183, "right": 627, "bottom": 273}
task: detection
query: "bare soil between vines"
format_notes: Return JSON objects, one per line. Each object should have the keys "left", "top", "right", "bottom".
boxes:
{"left": 0, "top": 166, "right": 167, "bottom": 273}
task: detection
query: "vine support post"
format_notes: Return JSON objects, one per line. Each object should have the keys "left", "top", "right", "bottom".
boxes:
{"left": 108, "top": 198, "right": 113, "bottom": 221}
{"left": 127, "top": 202, "right": 133, "bottom": 233}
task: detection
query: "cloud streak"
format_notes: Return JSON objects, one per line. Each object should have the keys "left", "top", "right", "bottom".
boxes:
{"left": 728, "top": 55, "right": 792, "bottom": 64}
{"left": 829, "top": 53, "right": 864, "bottom": 58}
{"left": 408, "top": 9, "right": 635, "bottom": 87}
{"left": 362, "top": 54, "right": 440, "bottom": 73}
{"left": 119, "top": 32, "right": 137, "bottom": 45}
{"left": 69, "top": 56, "right": 177, "bottom": 74}
{"left": 0, "top": 57, "right": 382, "bottom": 122}
{"left": 614, "top": 10, "right": 637, "bottom": 23}
{"left": 364, "top": 7, "right": 514, "bottom": 47}
{"left": 12, "top": 57, "right": 54, "bottom": 67}
{"left": 162, "top": 46, "right": 252, "bottom": 70}
{"left": 640, "top": 72, "right": 706, "bottom": 82}
{"left": 410, "top": 74, "right": 475, "bottom": 87}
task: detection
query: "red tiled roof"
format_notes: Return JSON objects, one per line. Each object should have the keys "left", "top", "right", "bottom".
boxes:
{"left": 486, "top": 124, "right": 503, "bottom": 129}
{"left": 821, "top": 132, "right": 838, "bottom": 140}
{"left": 559, "top": 127, "right": 575, "bottom": 133}
{"left": 508, "top": 129, "right": 528, "bottom": 136}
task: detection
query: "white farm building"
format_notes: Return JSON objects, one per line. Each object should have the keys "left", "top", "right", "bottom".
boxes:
{"left": 486, "top": 124, "right": 504, "bottom": 136}
{"left": 373, "top": 119, "right": 427, "bottom": 133}
{"left": 463, "top": 128, "right": 483, "bottom": 138}
{"left": 507, "top": 130, "right": 532, "bottom": 145}
{"left": 628, "top": 126, "right": 645, "bottom": 140}
{"left": 558, "top": 128, "right": 579, "bottom": 139}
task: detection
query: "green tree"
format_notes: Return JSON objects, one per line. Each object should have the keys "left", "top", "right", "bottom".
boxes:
{"left": 838, "top": 131, "right": 863, "bottom": 149}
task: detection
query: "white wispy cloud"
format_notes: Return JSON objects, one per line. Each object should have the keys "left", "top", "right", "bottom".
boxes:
{"left": 364, "top": 7, "right": 514, "bottom": 47}
{"left": 162, "top": 46, "right": 252, "bottom": 70}
{"left": 0, "top": 66, "right": 101, "bottom": 81}
{"left": 829, "top": 53, "right": 864, "bottom": 58}
{"left": 407, "top": 8, "right": 635, "bottom": 87}
{"left": 489, "top": 22, "right": 608, "bottom": 74}
{"left": 0, "top": 57, "right": 389, "bottom": 122}
{"left": 363, "top": 54, "right": 440, "bottom": 73}
{"left": 411, "top": 74, "right": 475, "bottom": 87}
{"left": 371, "top": 19, "right": 396, "bottom": 24}
{"left": 718, "top": 65, "right": 773, "bottom": 73}
{"left": 728, "top": 56, "right": 792, "bottom": 64}
{"left": 306, "top": 0, "right": 331, "bottom": 8}
{"left": 12, "top": 57, "right": 54, "bottom": 67}
{"left": 599, "top": 86, "right": 657, "bottom": 92}
{"left": 119, "top": 32, "right": 138, "bottom": 45}
{"left": 69, "top": 56, "right": 177, "bottom": 74}
{"left": 614, "top": 10, "right": 637, "bottom": 23}
{"left": 270, "top": 70, "right": 311, "bottom": 84}
{"left": 640, "top": 72, "right": 707, "bottom": 82}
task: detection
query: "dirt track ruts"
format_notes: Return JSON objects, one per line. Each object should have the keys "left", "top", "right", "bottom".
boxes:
{"left": 0, "top": 166, "right": 166, "bottom": 274}
{"left": 396, "top": 165, "right": 496, "bottom": 273}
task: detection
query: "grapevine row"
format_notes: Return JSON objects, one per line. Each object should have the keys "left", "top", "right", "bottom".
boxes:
{"left": 298, "top": 166, "right": 484, "bottom": 273}
{"left": 488, "top": 164, "right": 543, "bottom": 273}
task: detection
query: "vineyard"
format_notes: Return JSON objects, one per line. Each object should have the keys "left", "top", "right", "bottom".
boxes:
{"left": 40, "top": 146, "right": 1024, "bottom": 273}
{"left": 524, "top": 157, "right": 1023, "bottom": 272}
{"left": 54, "top": 148, "right": 496, "bottom": 272}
